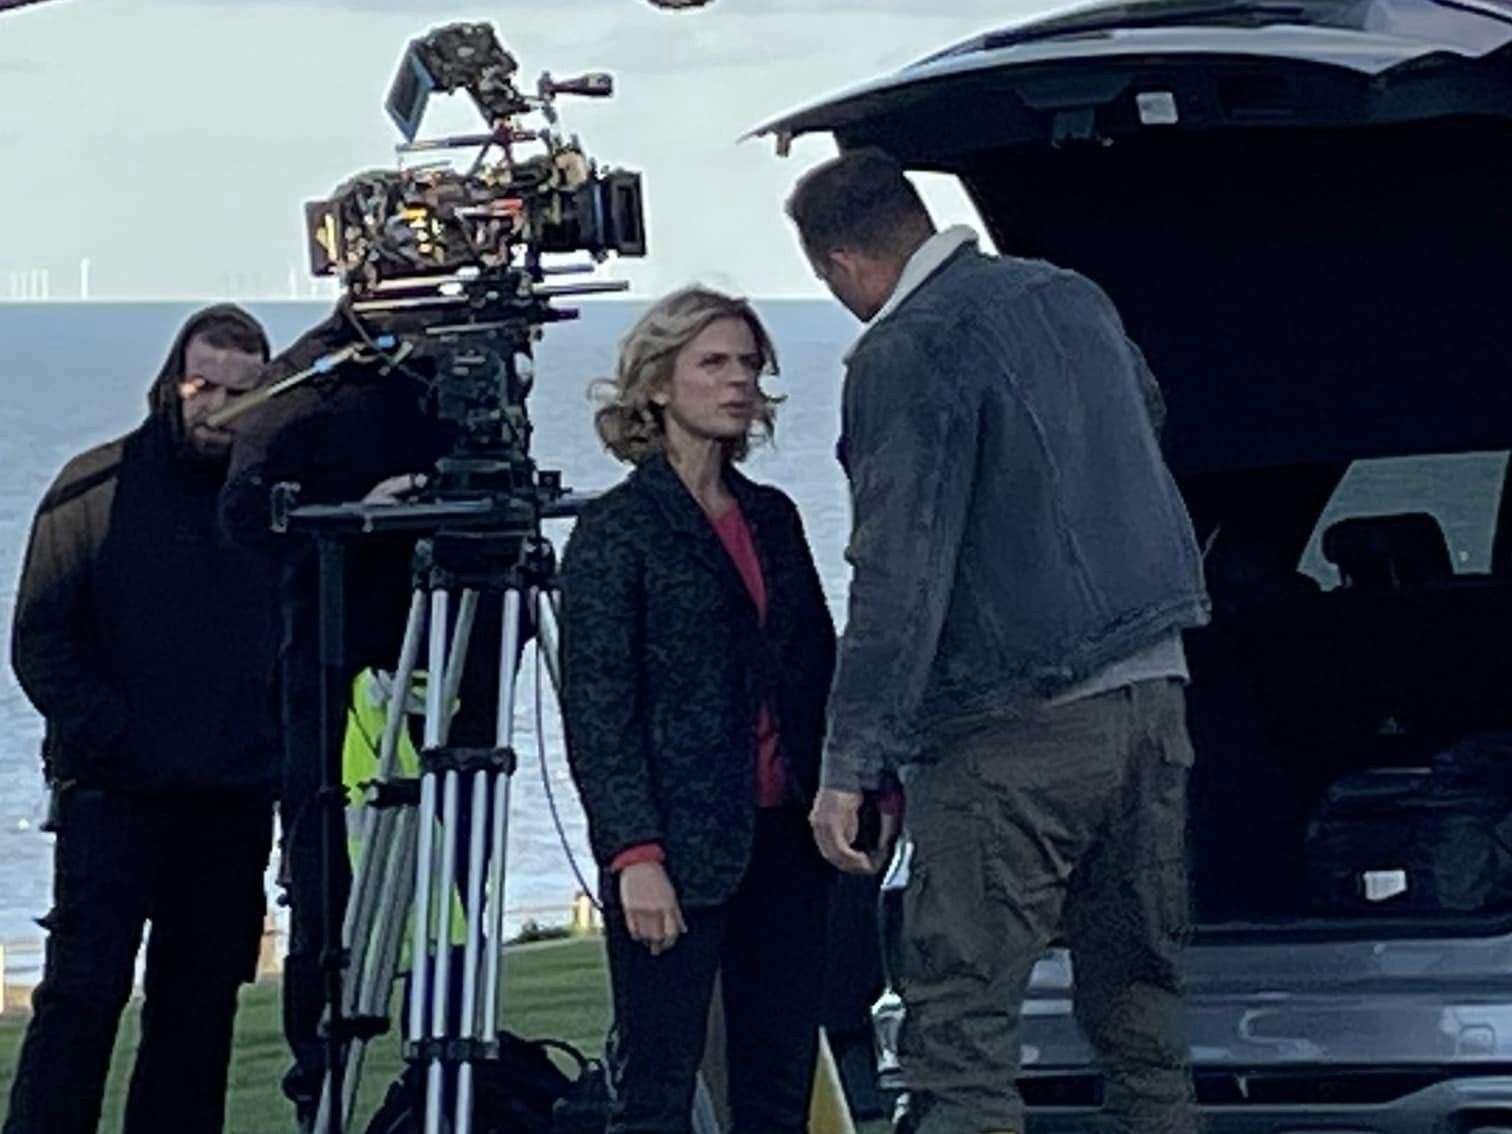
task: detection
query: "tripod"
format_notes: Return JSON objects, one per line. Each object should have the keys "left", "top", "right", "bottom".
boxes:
{"left": 308, "top": 525, "right": 565, "bottom": 1134}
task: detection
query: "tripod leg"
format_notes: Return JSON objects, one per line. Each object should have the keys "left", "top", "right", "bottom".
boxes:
{"left": 534, "top": 587, "right": 562, "bottom": 697}
{"left": 315, "top": 803, "right": 402, "bottom": 1134}
{"left": 408, "top": 590, "right": 451, "bottom": 1057}
{"left": 425, "top": 766, "right": 462, "bottom": 1134}
{"left": 442, "top": 590, "right": 479, "bottom": 719}
{"left": 315, "top": 800, "right": 399, "bottom": 1134}
{"left": 376, "top": 593, "right": 429, "bottom": 778}
{"left": 360, "top": 809, "right": 418, "bottom": 1018}
{"left": 342, "top": 809, "right": 388, "bottom": 1021}
{"left": 317, "top": 585, "right": 430, "bottom": 1134}
{"left": 342, "top": 806, "right": 420, "bottom": 1126}
{"left": 343, "top": 593, "right": 427, "bottom": 1007}
{"left": 423, "top": 589, "right": 478, "bottom": 1134}
{"left": 456, "top": 586, "right": 526, "bottom": 1134}
{"left": 453, "top": 764, "right": 492, "bottom": 1134}
{"left": 482, "top": 588, "right": 525, "bottom": 1048}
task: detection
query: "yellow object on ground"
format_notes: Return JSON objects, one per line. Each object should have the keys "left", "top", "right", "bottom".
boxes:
{"left": 702, "top": 979, "right": 858, "bottom": 1134}
{"left": 809, "top": 1029, "right": 859, "bottom": 1134}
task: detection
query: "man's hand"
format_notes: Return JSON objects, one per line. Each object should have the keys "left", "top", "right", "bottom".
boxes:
{"left": 618, "top": 861, "right": 687, "bottom": 956}
{"left": 810, "top": 787, "right": 878, "bottom": 874}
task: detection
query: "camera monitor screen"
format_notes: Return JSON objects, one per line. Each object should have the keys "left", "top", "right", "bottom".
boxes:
{"left": 386, "top": 45, "right": 436, "bottom": 143}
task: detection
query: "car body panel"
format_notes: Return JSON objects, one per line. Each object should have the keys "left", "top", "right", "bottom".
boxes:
{"left": 752, "top": 0, "right": 1512, "bottom": 143}
{"left": 784, "top": 1, "right": 1512, "bottom": 1128}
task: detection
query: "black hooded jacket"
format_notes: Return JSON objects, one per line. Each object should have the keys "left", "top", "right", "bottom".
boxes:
{"left": 10, "top": 304, "right": 282, "bottom": 795}
{"left": 218, "top": 306, "right": 458, "bottom": 675}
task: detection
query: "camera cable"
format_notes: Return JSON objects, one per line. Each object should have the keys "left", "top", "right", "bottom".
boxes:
{"left": 535, "top": 592, "right": 601, "bottom": 912}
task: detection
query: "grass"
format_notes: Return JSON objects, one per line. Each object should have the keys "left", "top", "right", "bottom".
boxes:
{"left": 0, "top": 938, "right": 886, "bottom": 1133}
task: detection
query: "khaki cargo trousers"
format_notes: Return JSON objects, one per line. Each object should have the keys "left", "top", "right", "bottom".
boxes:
{"left": 895, "top": 678, "right": 1200, "bottom": 1134}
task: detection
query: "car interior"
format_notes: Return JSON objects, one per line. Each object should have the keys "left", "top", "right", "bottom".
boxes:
{"left": 1183, "top": 453, "right": 1512, "bottom": 927}
{"left": 958, "top": 118, "right": 1512, "bottom": 932}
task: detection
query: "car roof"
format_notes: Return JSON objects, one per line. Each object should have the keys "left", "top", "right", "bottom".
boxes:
{"left": 752, "top": 0, "right": 1512, "bottom": 476}
{"left": 751, "top": 0, "right": 1512, "bottom": 143}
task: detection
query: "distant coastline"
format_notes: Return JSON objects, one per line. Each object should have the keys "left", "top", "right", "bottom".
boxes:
{"left": 0, "top": 294, "right": 829, "bottom": 306}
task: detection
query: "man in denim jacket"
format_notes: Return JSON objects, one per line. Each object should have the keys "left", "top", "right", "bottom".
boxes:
{"left": 791, "top": 149, "right": 1209, "bottom": 1134}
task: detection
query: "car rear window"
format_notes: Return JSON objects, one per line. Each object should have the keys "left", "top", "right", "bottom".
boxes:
{"left": 1299, "top": 451, "right": 1509, "bottom": 589}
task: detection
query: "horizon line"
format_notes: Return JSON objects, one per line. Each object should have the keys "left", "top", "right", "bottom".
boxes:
{"left": 0, "top": 292, "right": 833, "bottom": 305}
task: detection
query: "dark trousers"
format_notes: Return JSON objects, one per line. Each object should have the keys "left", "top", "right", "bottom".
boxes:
{"left": 3, "top": 788, "right": 273, "bottom": 1134}
{"left": 604, "top": 808, "right": 830, "bottom": 1134}
{"left": 896, "top": 680, "right": 1199, "bottom": 1134}
{"left": 277, "top": 624, "right": 353, "bottom": 1121}
{"left": 822, "top": 872, "right": 887, "bottom": 1120}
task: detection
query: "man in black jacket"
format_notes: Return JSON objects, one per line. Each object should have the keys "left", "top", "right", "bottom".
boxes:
{"left": 5, "top": 305, "right": 280, "bottom": 1134}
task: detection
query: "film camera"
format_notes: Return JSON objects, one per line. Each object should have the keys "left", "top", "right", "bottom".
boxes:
{"left": 305, "top": 22, "right": 645, "bottom": 290}
{"left": 273, "top": 21, "right": 645, "bottom": 528}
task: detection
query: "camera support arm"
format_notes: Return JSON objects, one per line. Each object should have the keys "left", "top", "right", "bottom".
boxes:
{"left": 205, "top": 339, "right": 416, "bottom": 432}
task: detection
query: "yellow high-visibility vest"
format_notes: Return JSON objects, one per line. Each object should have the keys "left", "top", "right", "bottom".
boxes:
{"left": 344, "top": 668, "right": 469, "bottom": 948}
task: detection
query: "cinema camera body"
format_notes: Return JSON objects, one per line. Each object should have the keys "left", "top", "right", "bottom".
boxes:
{"left": 286, "top": 21, "right": 647, "bottom": 534}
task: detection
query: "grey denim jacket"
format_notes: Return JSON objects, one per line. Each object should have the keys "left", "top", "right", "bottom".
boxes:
{"left": 823, "top": 245, "right": 1210, "bottom": 792}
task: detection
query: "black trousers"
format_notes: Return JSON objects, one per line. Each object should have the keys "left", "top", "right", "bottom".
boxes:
{"left": 277, "top": 619, "right": 353, "bottom": 1121}
{"left": 604, "top": 808, "right": 831, "bottom": 1134}
{"left": 3, "top": 788, "right": 273, "bottom": 1134}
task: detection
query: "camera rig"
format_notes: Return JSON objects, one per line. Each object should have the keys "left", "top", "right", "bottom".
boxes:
{"left": 220, "top": 25, "right": 648, "bottom": 1134}
{"left": 308, "top": 22, "right": 644, "bottom": 286}
{"left": 256, "top": 20, "right": 645, "bottom": 538}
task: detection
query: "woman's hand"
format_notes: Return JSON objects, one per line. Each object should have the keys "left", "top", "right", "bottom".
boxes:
{"left": 618, "top": 861, "right": 687, "bottom": 956}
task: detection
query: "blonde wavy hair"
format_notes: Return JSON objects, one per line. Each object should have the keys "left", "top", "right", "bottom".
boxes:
{"left": 592, "top": 286, "right": 781, "bottom": 465}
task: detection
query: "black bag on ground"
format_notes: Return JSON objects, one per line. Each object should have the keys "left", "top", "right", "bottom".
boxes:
{"left": 1304, "top": 734, "right": 1512, "bottom": 915}
{"left": 363, "top": 1032, "right": 606, "bottom": 1134}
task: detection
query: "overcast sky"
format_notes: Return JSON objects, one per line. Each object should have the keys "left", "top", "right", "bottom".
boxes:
{"left": 0, "top": 0, "right": 1062, "bottom": 300}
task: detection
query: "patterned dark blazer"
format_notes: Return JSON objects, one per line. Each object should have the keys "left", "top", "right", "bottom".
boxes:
{"left": 559, "top": 452, "right": 837, "bottom": 908}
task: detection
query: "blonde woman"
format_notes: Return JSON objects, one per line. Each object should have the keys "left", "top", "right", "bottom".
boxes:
{"left": 560, "top": 287, "right": 837, "bottom": 1134}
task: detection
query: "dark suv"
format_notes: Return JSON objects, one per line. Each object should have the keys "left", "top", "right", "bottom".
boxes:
{"left": 759, "top": 1, "right": 1512, "bottom": 1130}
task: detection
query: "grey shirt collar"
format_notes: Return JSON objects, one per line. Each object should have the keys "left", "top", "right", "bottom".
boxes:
{"left": 844, "top": 225, "right": 979, "bottom": 363}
